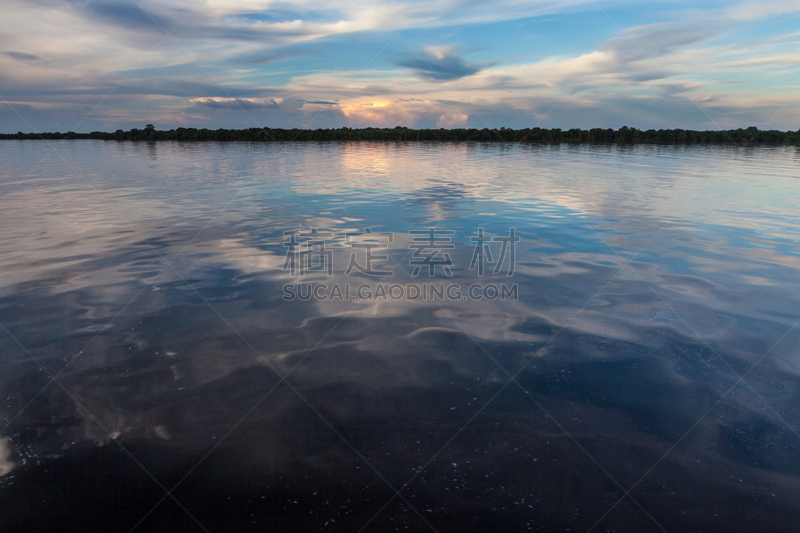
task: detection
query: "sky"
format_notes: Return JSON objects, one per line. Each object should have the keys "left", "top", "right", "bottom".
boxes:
{"left": 1, "top": 0, "right": 799, "bottom": 132}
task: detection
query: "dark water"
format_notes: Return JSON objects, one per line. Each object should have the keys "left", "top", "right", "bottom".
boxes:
{"left": 1, "top": 141, "right": 799, "bottom": 532}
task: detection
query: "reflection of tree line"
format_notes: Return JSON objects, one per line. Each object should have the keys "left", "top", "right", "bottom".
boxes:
{"left": 3, "top": 124, "right": 799, "bottom": 144}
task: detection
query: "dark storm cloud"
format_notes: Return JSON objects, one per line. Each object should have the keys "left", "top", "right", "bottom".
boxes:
{"left": 395, "top": 50, "right": 481, "bottom": 81}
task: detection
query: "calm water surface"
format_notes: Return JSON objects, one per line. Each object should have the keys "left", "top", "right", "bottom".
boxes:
{"left": 1, "top": 141, "right": 799, "bottom": 532}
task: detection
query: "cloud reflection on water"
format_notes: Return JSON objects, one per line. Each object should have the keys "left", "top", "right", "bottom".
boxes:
{"left": 0, "top": 141, "right": 799, "bottom": 531}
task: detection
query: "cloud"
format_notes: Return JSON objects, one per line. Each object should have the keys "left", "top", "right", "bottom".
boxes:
{"left": 524, "top": 22, "right": 721, "bottom": 90}
{"left": 395, "top": 47, "right": 482, "bottom": 81}
{"left": 656, "top": 82, "right": 702, "bottom": 98}
{"left": 191, "top": 97, "right": 282, "bottom": 110}
{"left": 184, "top": 96, "right": 348, "bottom": 128}
{"left": 86, "top": 1, "right": 175, "bottom": 32}
{"left": 436, "top": 112, "right": 469, "bottom": 128}
{"left": 1, "top": 0, "right": 800, "bottom": 131}
{"left": 728, "top": 0, "right": 800, "bottom": 20}
{"left": 233, "top": 47, "right": 311, "bottom": 66}
{"left": 600, "top": 23, "right": 719, "bottom": 64}
{"left": 4, "top": 51, "right": 40, "bottom": 61}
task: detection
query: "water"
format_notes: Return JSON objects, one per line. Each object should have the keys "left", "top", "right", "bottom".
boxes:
{"left": 1, "top": 140, "right": 799, "bottom": 532}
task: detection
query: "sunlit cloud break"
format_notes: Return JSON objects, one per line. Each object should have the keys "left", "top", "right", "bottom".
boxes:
{"left": 1, "top": 0, "right": 799, "bottom": 132}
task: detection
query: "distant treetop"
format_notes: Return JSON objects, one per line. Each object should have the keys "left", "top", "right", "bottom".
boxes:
{"left": 2, "top": 126, "right": 798, "bottom": 145}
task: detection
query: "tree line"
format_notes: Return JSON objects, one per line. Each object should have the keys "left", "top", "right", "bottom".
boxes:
{"left": 2, "top": 125, "right": 798, "bottom": 144}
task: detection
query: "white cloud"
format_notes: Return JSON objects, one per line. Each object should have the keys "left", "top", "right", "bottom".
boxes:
{"left": 1, "top": 0, "right": 799, "bottom": 130}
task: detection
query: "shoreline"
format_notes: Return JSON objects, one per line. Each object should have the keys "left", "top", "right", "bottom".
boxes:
{"left": 2, "top": 126, "right": 798, "bottom": 144}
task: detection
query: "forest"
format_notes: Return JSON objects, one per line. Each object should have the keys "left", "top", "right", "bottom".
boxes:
{"left": 2, "top": 125, "right": 799, "bottom": 144}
